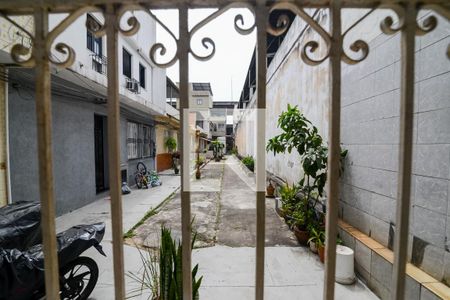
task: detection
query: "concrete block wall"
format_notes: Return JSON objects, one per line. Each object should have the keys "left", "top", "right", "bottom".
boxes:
{"left": 233, "top": 7, "right": 450, "bottom": 292}
{"left": 339, "top": 10, "right": 450, "bottom": 284}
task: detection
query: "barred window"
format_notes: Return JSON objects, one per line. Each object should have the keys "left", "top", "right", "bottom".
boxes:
{"left": 127, "top": 122, "right": 138, "bottom": 159}
{"left": 127, "top": 122, "right": 154, "bottom": 159}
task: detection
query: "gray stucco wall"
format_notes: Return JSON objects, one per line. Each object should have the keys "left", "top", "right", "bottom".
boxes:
{"left": 9, "top": 83, "right": 155, "bottom": 216}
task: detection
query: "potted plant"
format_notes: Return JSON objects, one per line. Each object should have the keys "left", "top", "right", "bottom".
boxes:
{"left": 289, "top": 207, "right": 309, "bottom": 245}
{"left": 307, "top": 226, "right": 325, "bottom": 254}
{"left": 211, "top": 140, "right": 224, "bottom": 162}
{"left": 267, "top": 105, "right": 348, "bottom": 249}
{"left": 165, "top": 136, "right": 177, "bottom": 153}
{"left": 266, "top": 180, "right": 275, "bottom": 198}
{"left": 171, "top": 151, "right": 180, "bottom": 174}
{"left": 277, "top": 183, "right": 298, "bottom": 218}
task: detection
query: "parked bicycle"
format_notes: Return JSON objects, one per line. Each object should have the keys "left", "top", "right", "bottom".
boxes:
{"left": 134, "top": 162, "right": 149, "bottom": 189}
{"left": 134, "top": 162, "right": 162, "bottom": 189}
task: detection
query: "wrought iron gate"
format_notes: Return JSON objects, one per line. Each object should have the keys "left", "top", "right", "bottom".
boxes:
{"left": 0, "top": 1, "right": 449, "bottom": 299}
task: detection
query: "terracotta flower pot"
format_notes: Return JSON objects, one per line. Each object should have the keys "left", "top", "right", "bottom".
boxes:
{"left": 318, "top": 245, "right": 325, "bottom": 263}
{"left": 266, "top": 183, "right": 275, "bottom": 198}
{"left": 293, "top": 226, "right": 309, "bottom": 246}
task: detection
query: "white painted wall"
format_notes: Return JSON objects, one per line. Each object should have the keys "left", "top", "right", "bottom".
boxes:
{"left": 48, "top": 11, "right": 166, "bottom": 115}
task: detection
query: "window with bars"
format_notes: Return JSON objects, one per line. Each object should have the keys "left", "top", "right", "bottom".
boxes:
{"left": 127, "top": 122, "right": 154, "bottom": 159}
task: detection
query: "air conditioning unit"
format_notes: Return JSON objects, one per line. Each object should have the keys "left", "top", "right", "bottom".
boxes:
{"left": 126, "top": 79, "right": 140, "bottom": 94}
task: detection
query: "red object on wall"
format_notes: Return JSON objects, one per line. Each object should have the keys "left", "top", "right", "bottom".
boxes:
{"left": 156, "top": 153, "right": 173, "bottom": 172}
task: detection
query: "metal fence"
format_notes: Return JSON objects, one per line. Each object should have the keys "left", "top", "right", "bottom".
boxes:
{"left": 0, "top": 1, "right": 449, "bottom": 299}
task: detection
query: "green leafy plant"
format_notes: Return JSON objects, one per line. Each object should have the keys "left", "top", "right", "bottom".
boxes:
{"left": 211, "top": 140, "right": 224, "bottom": 161}
{"left": 165, "top": 137, "right": 177, "bottom": 153}
{"left": 196, "top": 157, "right": 205, "bottom": 167}
{"left": 241, "top": 155, "right": 254, "bottom": 172}
{"left": 307, "top": 227, "right": 325, "bottom": 248}
{"left": 267, "top": 105, "right": 348, "bottom": 227}
{"left": 126, "top": 226, "right": 203, "bottom": 300}
{"left": 267, "top": 104, "right": 347, "bottom": 200}
{"left": 278, "top": 183, "right": 299, "bottom": 216}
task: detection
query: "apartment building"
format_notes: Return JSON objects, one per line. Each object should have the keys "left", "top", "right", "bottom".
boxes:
{"left": 0, "top": 12, "right": 166, "bottom": 215}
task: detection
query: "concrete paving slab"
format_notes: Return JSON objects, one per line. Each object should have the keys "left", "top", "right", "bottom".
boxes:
{"left": 55, "top": 174, "right": 180, "bottom": 242}
{"left": 55, "top": 156, "right": 379, "bottom": 300}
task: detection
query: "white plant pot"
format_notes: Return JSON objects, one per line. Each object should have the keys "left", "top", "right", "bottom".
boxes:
{"left": 309, "top": 241, "right": 318, "bottom": 253}
{"left": 335, "top": 245, "right": 355, "bottom": 285}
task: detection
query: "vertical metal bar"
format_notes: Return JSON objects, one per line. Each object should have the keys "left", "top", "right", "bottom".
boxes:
{"left": 179, "top": 5, "right": 192, "bottom": 299}
{"left": 0, "top": 66, "right": 7, "bottom": 207}
{"left": 105, "top": 4, "right": 125, "bottom": 299}
{"left": 324, "top": 1, "right": 342, "bottom": 299}
{"left": 392, "top": 2, "right": 416, "bottom": 299}
{"left": 255, "top": 2, "right": 267, "bottom": 299}
{"left": 34, "top": 7, "right": 60, "bottom": 299}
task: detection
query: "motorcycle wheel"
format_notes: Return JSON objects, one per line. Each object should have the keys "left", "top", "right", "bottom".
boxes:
{"left": 59, "top": 256, "right": 99, "bottom": 300}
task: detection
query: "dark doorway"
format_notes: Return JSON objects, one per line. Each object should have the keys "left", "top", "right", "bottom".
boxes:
{"left": 94, "top": 114, "right": 109, "bottom": 193}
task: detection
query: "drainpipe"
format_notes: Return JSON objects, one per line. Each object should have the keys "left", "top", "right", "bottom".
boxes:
{"left": 0, "top": 66, "right": 10, "bottom": 206}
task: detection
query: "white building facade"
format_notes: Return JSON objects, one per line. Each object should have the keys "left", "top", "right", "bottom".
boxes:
{"left": 0, "top": 12, "right": 166, "bottom": 215}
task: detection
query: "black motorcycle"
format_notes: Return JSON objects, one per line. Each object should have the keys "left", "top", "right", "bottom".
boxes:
{"left": 0, "top": 202, "right": 106, "bottom": 300}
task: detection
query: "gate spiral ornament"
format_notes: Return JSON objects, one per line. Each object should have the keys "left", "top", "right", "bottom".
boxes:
{"left": 0, "top": 12, "right": 35, "bottom": 67}
{"left": 189, "top": 2, "right": 255, "bottom": 62}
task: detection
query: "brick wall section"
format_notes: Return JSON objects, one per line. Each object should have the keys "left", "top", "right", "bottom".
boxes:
{"left": 339, "top": 11, "right": 450, "bottom": 284}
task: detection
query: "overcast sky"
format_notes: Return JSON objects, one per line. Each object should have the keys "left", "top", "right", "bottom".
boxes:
{"left": 153, "top": 9, "right": 256, "bottom": 101}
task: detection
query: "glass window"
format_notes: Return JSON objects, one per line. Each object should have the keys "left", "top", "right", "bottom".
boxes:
{"left": 139, "top": 63, "right": 146, "bottom": 89}
{"left": 86, "top": 15, "right": 102, "bottom": 55}
{"left": 123, "top": 48, "right": 132, "bottom": 78}
{"left": 127, "top": 122, "right": 154, "bottom": 159}
{"left": 197, "top": 99, "right": 203, "bottom": 105}
{"left": 127, "top": 122, "right": 138, "bottom": 159}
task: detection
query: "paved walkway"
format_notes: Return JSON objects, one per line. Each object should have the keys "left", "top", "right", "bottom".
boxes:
{"left": 55, "top": 157, "right": 379, "bottom": 299}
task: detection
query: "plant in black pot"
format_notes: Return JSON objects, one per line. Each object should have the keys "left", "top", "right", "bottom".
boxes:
{"left": 171, "top": 151, "right": 180, "bottom": 174}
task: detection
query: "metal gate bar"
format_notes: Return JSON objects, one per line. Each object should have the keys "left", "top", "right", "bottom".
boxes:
{"left": 324, "top": 1, "right": 342, "bottom": 299}
{"left": 392, "top": 1, "right": 416, "bottom": 299}
{"left": 34, "top": 7, "right": 60, "bottom": 300}
{"left": 255, "top": 2, "right": 267, "bottom": 299}
{"left": 179, "top": 5, "right": 193, "bottom": 299}
{"left": 0, "top": 2, "right": 448, "bottom": 300}
{"left": 106, "top": 4, "right": 126, "bottom": 299}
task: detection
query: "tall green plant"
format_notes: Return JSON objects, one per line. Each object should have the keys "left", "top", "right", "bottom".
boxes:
{"left": 267, "top": 104, "right": 347, "bottom": 200}
{"left": 126, "top": 226, "right": 202, "bottom": 300}
{"left": 211, "top": 140, "right": 224, "bottom": 160}
{"left": 159, "top": 227, "right": 202, "bottom": 300}
{"left": 165, "top": 137, "right": 177, "bottom": 153}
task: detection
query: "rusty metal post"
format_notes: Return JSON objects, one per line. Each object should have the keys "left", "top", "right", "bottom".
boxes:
{"left": 179, "top": 4, "right": 192, "bottom": 299}
{"left": 34, "top": 7, "right": 60, "bottom": 300}
{"left": 105, "top": 4, "right": 126, "bottom": 299}
{"left": 392, "top": 1, "right": 416, "bottom": 299}
{"left": 324, "top": 1, "right": 342, "bottom": 299}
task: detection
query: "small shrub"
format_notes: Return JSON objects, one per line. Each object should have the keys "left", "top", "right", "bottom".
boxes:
{"left": 241, "top": 155, "right": 254, "bottom": 172}
{"left": 165, "top": 137, "right": 177, "bottom": 152}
